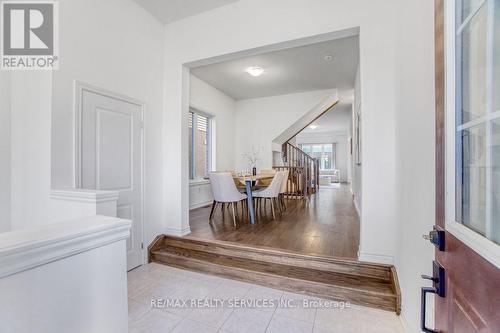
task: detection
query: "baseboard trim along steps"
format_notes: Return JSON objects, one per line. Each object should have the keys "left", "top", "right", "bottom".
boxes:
{"left": 148, "top": 235, "right": 401, "bottom": 314}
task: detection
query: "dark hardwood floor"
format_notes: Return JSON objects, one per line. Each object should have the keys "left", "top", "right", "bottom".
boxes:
{"left": 187, "top": 184, "right": 360, "bottom": 259}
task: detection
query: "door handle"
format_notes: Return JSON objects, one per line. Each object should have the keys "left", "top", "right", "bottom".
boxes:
{"left": 421, "top": 287, "right": 440, "bottom": 333}
{"left": 420, "top": 261, "right": 445, "bottom": 333}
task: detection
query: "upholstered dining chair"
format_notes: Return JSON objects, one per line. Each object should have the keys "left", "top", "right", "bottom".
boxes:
{"left": 230, "top": 171, "right": 247, "bottom": 192}
{"left": 209, "top": 172, "right": 247, "bottom": 227}
{"left": 278, "top": 169, "right": 289, "bottom": 211}
{"left": 252, "top": 171, "right": 285, "bottom": 220}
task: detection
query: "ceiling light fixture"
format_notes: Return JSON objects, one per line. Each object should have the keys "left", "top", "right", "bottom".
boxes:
{"left": 309, "top": 125, "right": 318, "bottom": 129}
{"left": 323, "top": 55, "right": 333, "bottom": 62}
{"left": 246, "top": 66, "right": 264, "bottom": 77}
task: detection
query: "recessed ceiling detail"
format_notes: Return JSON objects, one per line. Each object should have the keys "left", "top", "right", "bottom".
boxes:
{"left": 191, "top": 36, "right": 359, "bottom": 100}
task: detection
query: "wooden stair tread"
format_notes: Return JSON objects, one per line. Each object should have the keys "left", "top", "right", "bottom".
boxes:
{"left": 152, "top": 247, "right": 394, "bottom": 296}
{"left": 148, "top": 235, "right": 401, "bottom": 313}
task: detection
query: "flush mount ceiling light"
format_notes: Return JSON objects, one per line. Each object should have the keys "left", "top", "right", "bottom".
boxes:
{"left": 323, "top": 55, "right": 334, "bottom": 62}
{"left": 246, "top": 66, "right": 264, "bottom": 77}
{"left": 309, "top": 125, "right": 318, "bottom": 129}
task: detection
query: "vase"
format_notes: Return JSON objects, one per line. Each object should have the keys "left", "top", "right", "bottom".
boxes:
{"left": 252, "top": 167, "right": 257, "bottom": 176}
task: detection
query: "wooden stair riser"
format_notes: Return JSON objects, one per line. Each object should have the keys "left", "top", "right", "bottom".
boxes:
{"left": 150, "top": 235, "right": 401, "bottom": 314}
{"left": 157, "top": 247, "right": 393, "bottom": 291}
{"left": 151, "top": 251, "right": 397, "bottom": 312}
{"left": 161, "top": 237, "right": 392, "bottom": 281}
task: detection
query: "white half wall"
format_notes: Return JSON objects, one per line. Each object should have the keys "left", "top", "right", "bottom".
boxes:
{"left": 163, "top": 0, "right": 399, "bottom": 260}
{"left": 0, "top": 216, "right": 130, "bottom": 333}
{"left": 295, "top": 131, "right": 350, "bottom": 183}
{"left": 234, "top": 89, "right": 336, "bottom": 170}
{"left": 50, "top": 0, "right": 164, "bottom": 245}
{"left": 0, "top": 71, "right": 11, "bottom": 232}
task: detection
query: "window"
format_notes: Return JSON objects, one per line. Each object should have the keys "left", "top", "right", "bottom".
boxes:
{"left": 189, "top": 111, "right": 212, "bottom": 180}
{"left": 448, "top": 0, "right": 500, "bottom": 245}
{"left": 299, "top": 143, "right": 336, "bottom": 170}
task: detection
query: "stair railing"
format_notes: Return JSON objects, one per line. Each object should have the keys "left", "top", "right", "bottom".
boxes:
{"left": 274, "top": 142, "right": 319, "bottom": 199}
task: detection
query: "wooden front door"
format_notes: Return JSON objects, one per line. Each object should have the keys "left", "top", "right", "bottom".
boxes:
{"left": 430, "top": 0, "right": 500, "bottom": 332}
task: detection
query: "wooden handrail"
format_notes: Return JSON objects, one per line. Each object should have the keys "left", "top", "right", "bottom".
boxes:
{"left": 277, "top": 142, "right": 319, "bottom": 198}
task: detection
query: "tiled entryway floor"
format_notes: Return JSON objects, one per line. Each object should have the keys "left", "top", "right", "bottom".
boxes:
{"left": 128, "top": 263, "right": 404, "bottom": 333}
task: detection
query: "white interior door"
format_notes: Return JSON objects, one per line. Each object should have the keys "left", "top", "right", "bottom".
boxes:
{"left": 80, "top": 89, "right": 143, "bottom": 271}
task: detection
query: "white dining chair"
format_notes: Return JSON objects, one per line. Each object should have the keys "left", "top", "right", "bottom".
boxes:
{"left": 209, "top": 172, "right": 247, "bottom": 227}
{"left": 278, "top": 169, "right": 289, "bottom": 211}
{"left": 252, "top": 171, "right": 285, "bottom": 220}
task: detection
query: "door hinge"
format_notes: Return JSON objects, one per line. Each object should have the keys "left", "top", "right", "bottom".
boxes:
{"left": 141, "top": 242, "right": 144, "bottom": 250}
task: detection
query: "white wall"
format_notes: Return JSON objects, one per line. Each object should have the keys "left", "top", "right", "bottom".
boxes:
{"left": 295, "top": 131, "right": 350, "bottom": 183}
{"left": 50, "top": 0, "right": 164, "bottom": 245}
{"left": 190, "top": 75, "right": 236, "bottom": 171}
{"left": 234, "top": 89, "right": 336, "bottom": 170}
{"left": 351, "top": 66, "right": 362, "bottom": 213}
{"left": 394, "top": 0, "right": 436, "bottom": 331}
{"left": 189, "top": 75, "right": 236, "bottom": 209}
{"left": 0, "top": 71, "right": 11, "bottom": 232}
{"left": 10, "top": 72, "right": 52, "bottom": 230}
{"left": 162, "top": 0, "right": 400, "bottom": 257}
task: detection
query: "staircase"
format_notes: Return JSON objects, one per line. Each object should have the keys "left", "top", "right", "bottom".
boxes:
{"left": 149, "top": 235, "right": 401, "bottom": 314}
{"left": 274, "top": 142, "right": 319, "bottom": 199}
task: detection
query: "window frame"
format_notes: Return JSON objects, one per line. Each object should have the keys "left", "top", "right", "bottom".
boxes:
{"left": 299, "top": 143, "right": 336, "bottom": 171}
{"left": 444, "top": 0, "right": 500, "bottom": 267}
{"left": 189, "top": 108, "right": 214, "bottom": 181}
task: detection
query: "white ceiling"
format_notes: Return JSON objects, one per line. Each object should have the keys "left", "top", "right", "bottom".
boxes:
{"left": 134, "top": 0, "right": 240, "bottom": 24}
{"left": 300, "top": 103, "right": 352, "bottom": 134}
{"left": 191, "top": 36, "right": 359, "bottom": 100}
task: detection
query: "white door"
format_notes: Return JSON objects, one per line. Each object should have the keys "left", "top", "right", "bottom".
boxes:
{"left": 80, "top": 89, "right": 143, "bottom": 271}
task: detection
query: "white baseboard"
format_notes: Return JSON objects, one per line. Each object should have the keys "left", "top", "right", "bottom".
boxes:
{"left": 163, "top": 226, "right": 191, "bottom": 237}
{"left": 399, "top": 309, "right": 415, "bottom": 333}
{"left": 189, "top": 200, "right": 212, "bottom": 210}
{"left": 358, "top": 251, "right": 394, "bottom": 265}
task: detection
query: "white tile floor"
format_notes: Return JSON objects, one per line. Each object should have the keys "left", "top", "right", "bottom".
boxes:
{"left": 128, "top": 263, "right": 404, "bottom": 333}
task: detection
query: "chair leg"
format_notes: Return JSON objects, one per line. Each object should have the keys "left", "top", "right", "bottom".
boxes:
{"left": 231, "top": 202, "right": 237, "bottom": 227}
{"left": 270, "top": 198, "right": 276, "bottom": 220}
{"left": 209, "top": 200, "right": 216, "bottom": 220}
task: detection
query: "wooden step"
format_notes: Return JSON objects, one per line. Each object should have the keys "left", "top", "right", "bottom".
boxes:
{"left": 149, "top": 235, "right": 401, "bottom": 314}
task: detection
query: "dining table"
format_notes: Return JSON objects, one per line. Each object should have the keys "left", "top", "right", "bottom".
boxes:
{"left": 232, "top": 174, "right": 275, "bottom": 225}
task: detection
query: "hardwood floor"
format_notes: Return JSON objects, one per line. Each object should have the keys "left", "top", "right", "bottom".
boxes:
{"left": 188, "top": 184, "right": 360, "bottom": 259}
